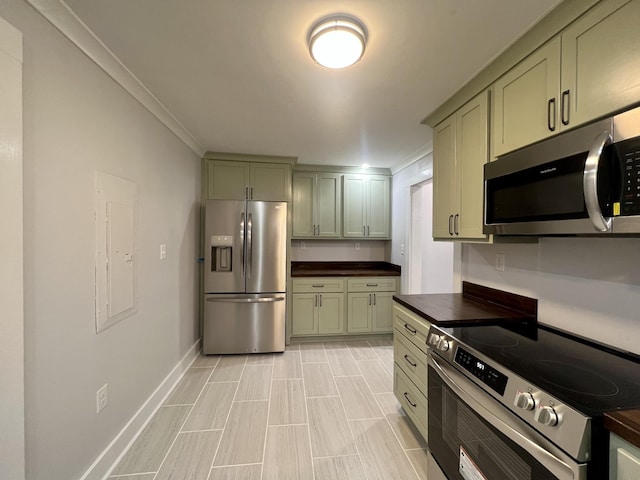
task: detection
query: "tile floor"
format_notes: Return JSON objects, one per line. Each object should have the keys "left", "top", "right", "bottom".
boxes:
{"left": 107, "top": 338, "right": 429, "bottom": 480}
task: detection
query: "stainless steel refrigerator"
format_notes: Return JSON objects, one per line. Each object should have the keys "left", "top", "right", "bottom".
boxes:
{"left": 203, "top": 199, "right": 287, "bottom": 354}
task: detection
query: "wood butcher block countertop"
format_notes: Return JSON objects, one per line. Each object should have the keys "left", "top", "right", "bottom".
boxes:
{"left": 393, "top": 281, "right": 537, "bottom": 327}
{"left": 291, "top": 261, "right": 401, "bottom": 277}
{"left": 605, "top": 410, "right": 640, "bottom": 449}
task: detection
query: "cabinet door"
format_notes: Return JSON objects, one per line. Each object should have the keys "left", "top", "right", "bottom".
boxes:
{"left": 250, "top": 163, "right": 291, "bottom": 201}
{"left": 207, "top": 160, "right": 249, "bottom": 200}
{"left": 318, "top": 293, "right": 345, "bottom": 334}
{"left": 342, "top": 175, "right": 367, "bottom": 237}
{"left": 316, "top": 173, "right": 341, "bottom": 237}
{"left": 371, "top": 292, "right": 394, "bottom": 332}
{"left": 493, "top": 38, "right": 561, "bottom": 157}
{"left": 292, "top": 294, "right": 318, "bottom": 335}
{"left": 457, "top": 91, "right": 489, "bottom": 239}
{"left": 562, "top": 0, "right": 640, "bottom": 130}
{"left": 347, "top": 292, "right": 372, "bottom": 333}
{"left": 367, "top": 176, "right": 391, "bottom": 238}
{"left": 432, "top": 116, "right": 457, "bottom": 239}
{"left": 292, "top": 173, "right": 316, "bottom": 237}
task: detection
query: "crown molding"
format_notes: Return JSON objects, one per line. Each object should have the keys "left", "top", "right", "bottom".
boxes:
{"left": 26, "top": 0, "right": 205, "bottom": 157}
{"left": 390, "top": 141, "right": 433, "bottom": 175}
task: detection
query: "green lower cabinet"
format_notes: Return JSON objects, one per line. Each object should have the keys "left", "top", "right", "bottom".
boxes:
{"left": 317, "top": 293, "right": 345, "bottom": 334}
{"left": 291, "top": 292, "right": 344, "bottom": 336}
{"left": 291, "top": 294, "right": 318, "bottom": 336}
{"left": 347, "top": 291, "right": 394, "bottom": 333}
{"left": 347, "top": 293, "right": 373, "bottom": 333}
{"left": 372, "top": 292, "right": 394, "bottom": 332}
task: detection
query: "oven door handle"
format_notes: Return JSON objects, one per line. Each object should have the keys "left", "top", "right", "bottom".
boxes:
{"left": 429, "top": 354, "right": 587, "bottom": 480}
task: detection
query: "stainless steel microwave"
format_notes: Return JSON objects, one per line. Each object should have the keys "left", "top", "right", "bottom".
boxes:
{"left": 484, "top": 106, "right": 640, "bottom": 236}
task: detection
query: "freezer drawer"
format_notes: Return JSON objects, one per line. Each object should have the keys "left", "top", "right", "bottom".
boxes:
{"left": 203, "top": 293, "right": 285, "bottom": 354}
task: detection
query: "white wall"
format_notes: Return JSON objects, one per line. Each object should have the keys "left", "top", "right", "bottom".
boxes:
{"left": 291, "top": 240, "right": 387, "bottom": 262}
{"left": 0, "top": 3, "right": 201, "bottom": 479}
{"left": 391, "top": 155, "right": 459, "bottom": 293}
{"left": 463, "top": 238, "right": 640, "bottom": 355}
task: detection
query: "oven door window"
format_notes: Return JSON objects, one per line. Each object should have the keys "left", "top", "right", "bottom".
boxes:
{"left": 429, "top": 365, "right": 559, "bottom": 480}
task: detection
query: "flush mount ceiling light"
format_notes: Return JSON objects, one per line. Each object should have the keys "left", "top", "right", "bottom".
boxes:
{"left": 308, "top": 15, "right": 367, "bottom": 69}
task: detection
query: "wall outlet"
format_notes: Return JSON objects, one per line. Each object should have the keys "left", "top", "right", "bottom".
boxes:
{"left": 96, "top": 384, "right": 109, "bottom": 413}
{"left": 160, "top": 244, "right": 166, "bottom": 260}
{"left": 300, "top": 241, "right": 306, "bottom": 250}
{"left": 355, "top": 242, "right": 360, "bottom": 251}
{"left": 400, "top": 243, "right": 405, "bottom": 256}
{"left": 495, "top": 253, "right": 506, "bottom": 272}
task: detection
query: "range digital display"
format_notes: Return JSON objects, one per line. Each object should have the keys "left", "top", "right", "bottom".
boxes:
{"left": 455, "top": 347, "right": 508, "bottom": 396}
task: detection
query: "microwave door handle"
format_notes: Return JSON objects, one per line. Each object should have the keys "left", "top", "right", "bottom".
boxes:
{"left": 583, "top": 131, "right": 613, "bottom": 232}
{"left": 428, "top": 354, "right": 586, "bottom": 480}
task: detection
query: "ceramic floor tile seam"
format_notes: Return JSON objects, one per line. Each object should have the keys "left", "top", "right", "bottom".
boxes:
{"left": 370, "top": 393, "right": 425, "bottom": 479}
{"left": 206, "top": 379, "right": 242, "bottom": 473}
{"left": 206, "top": 380, "right": 240, "bottom": 385}
{"left": 258, "top": 368, "right": 276, "bottom": 480}
{"left": 177, "top": 427, "right": 225, "bottom": 434}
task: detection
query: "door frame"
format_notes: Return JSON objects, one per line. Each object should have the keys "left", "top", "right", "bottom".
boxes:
{"left": 0, "top": 14, "right": 25, "bottom": 480}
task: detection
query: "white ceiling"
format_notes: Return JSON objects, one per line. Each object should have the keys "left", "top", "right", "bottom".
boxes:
{"left": 63, "top": 0, "right": 562, "bottom": 169}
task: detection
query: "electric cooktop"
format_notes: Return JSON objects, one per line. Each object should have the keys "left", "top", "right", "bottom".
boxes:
{"left": 441, "top": 323, "right": 640, "bottom": 417}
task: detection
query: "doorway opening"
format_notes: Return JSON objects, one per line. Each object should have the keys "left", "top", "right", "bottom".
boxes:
{"left": 408, "top": 179, "right": 454, "bottom": 293}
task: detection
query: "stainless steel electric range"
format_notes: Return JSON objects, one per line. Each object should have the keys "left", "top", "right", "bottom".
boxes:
{"left": 427, "top": 322, "right": 640, "bottom": 480}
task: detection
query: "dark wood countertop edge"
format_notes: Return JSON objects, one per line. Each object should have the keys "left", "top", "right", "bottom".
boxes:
{"left": 392, "top": 282, "right": 538, "bottom": 326}
{"left": 291, "top": 261, "right": 401, "bottom": 277}
{"left": 605, "top": 411, "right": 640, "bottom": 449}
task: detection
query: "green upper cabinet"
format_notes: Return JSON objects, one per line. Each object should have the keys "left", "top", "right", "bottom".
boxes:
{"left": 493, "top": 38, "right": 561, "bottom": 158}
{"left": 433, "top": 91, "right": 489, "bottom": 241}
{"left": 561, "top": 0, "right": 640, "bottom": 130}
{"left": 205, "top": 157, "right": 292, "bottom": 201}
{"left": 493, "top": 0, "right": 640, "bottom": 157}
{"left": 343, "top": 174, "right": 391, "bottom": 239}
{"left": 292, "top": 172, "right": 341, "bottom": 238}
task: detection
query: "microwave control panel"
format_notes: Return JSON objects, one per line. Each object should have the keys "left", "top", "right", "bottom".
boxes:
{"left": 620, "top": 138, "right": 640, "bottom": 215}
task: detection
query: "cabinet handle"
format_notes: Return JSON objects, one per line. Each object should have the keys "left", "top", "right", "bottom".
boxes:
{"left": 547, "top": 98, "right": 556, "bottom": 131}
{"left": 367, "top": 225, "right": 370, "bottom": 237}
{"left": 319, "top": 294, "right": 322, "bottom": 307}
{"left": 448, "top": 215, "right": 453, "bottom": 236}
{"left": 404, "top": 354, "right": 417, "bottom": 367}
{"left": 454, "top": 214, "right": 459, "bottom": 235}
{"left": 368, "top": 294, "right": 372, "bottom": 305}
{"left": 366, "top": 283, "right": 378, "bottom": 287}
{"left": 561, "top": 89, "right": 570, "bottom": 126}
{"left": 363, "top": 225, "right": 366, "bottom": 236}
{"left": 315, "top": 224, "right": 319, "bottom": 236}
{"left": 312, "top": 284, "right": 324, "bottom": 288}
{"left": 315, "top": 294, "right": 318, "bottom": 307}
{"left": 250, "top": 186, "right": 254, "bottom": 199}
{"left": 404, "top": 323, "right": 417, "bottom": 335}
{"left": 403, "top": 392, "right": 417, "bottom": 408}
{"left": 245, "top": 186, "right": 249, "bottom": 199}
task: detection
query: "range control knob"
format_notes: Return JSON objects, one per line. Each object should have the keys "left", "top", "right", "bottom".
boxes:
{"left": 428, "top": 333, "right": 441, "bottom": 346}
{"left": 535, "top": 406, "right": 559, "bottom": 427}
{"left": 437, "top": 338, "right": 451, "bottom": 352}
{"left": 514, "top": 391, "right": 536, "bottom": 411}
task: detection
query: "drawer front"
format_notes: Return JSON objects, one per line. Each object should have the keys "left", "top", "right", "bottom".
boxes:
{"left": 292, "top": 277, "right": 345, "bottom": 293}
{"left": 347, "top": 277, "right": 397, "bottom": 292}
{"left": 394, "top": 331, "right": 427, "bottom": 393}
{"left": 394, "top": 365, "right": 428, "bottom": 441}
{"left": 393, "top": 304, "right": 430, "bottom": 353}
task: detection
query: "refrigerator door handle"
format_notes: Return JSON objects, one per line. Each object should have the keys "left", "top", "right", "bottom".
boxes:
{"left": 240, "top": 212, "right": 246, "bottom": 276}
{"left": 206, "top": 296, "right": 285, "bottom": 303}
{"left": 247, "top": 212, "right": 253, "bottom": 277}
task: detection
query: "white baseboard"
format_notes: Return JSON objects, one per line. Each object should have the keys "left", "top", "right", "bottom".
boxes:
{"left": 79, "top": 338, "right": 202, "bottom": 480}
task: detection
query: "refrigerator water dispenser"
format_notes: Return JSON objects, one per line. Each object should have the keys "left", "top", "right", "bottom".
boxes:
{"left": 211, "top": 235, "right": 233, "bottom": 272}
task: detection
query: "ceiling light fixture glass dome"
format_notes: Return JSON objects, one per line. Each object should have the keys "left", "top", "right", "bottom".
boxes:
{"left": 308, "top": 15, "right": 367, "bottom": 69}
